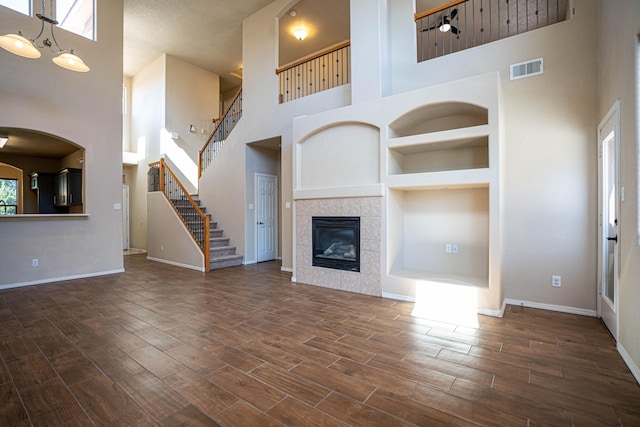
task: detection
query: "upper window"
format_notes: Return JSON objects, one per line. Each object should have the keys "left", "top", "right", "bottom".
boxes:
{"left": 0, "top": 1, "right": 94, "bottom": 40}
{"left": 0, "top": 0, "right": 30, "bottom": 15}
{"left": 56, "top": 0, "right": 94, "bottom": 40}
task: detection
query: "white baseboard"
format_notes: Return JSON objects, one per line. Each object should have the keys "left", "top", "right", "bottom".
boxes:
{"left": 618, "top": 343, "right": 640, "bottom": 385}
{"left": 381, "top": 292, "right": 415, "bottom": 303}
{"left": 291, "top": 276, "right": 297, "bottom": 282}
{"left": 504, "top": 298, "right": 597, "bottom": 317}
{"left": 146, "top": 256, "right": 204, "bottom": 272}
{"left": 281, "top": 266, "right": 293, "bottom": 273}
{"left": 0, "top": 268, "right": 125, "bottom": 291}
{"left": 243, "top": 259, "right": 257, "bottom": 265}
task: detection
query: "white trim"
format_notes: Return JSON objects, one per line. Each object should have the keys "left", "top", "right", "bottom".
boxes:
{"left": 291, "top": 275, "right": 297, "bottom": 282}
{"left": 618, "top": 342, "right": 640, "bottom": 385}
{"left": 294, "top": 184, "right": 385, "bottom": 200}
{"left": 146, "top": 256, "right": 205, "bottom": 272}
{"left": 244, "top": 259, "right": 257, "bottom": 265}
{"left": 382, "top": 292, "right": 414, "bottom": 302}
{"left": 0, "top": 269, "right": 125, "bottom": 291}
{"left": 504, "top": 298, "right": 597, "bottom": 317}
{"left": 281, "top": 266, "right": 293, "bottom": 273}
{"left": 478, "top": 300, "right": 506, "bottom": 318}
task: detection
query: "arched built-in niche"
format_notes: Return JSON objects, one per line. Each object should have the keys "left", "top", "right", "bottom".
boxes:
{"left": 388, "top": 102, "right": 488, "bottom": 138}
{"left": 0, "top": 128, "right": 85, "bottom": 214}
{"left": 388, "top": 102, "right": 490, "bottom": 175}
{"left": 297, "top": 122, "right": 380, "bottom": 191}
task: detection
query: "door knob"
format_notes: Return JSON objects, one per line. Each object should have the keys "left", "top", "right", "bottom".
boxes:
{"left": 258, "top": 221, "right": 264, "bottom": 225}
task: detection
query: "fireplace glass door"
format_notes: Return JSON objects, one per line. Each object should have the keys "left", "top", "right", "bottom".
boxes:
{"left": 312, "top": 217, "right": 360, "bottom": 272}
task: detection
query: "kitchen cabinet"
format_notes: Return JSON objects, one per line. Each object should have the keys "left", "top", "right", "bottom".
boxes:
{"left": 29, "top": 172, "right": 57, "bottom": 214}
{"left": 54, "top": 168, "right": 82, "bottom": 207}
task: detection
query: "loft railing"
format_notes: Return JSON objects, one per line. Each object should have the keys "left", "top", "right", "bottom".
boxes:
{"left": 199, "top": 89, "right": 243, "bottom": 178}
{"left": 149, "top": 159, "right": 210, "bottom": 267}
{"left": 276, "top": 41, "right": 351, "bottom": 104}
{"left": 415, "top": 0, "right": 569, "bottom": 62}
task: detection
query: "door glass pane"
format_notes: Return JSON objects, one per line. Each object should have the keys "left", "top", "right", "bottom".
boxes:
{"left": 604, "top": 132, "right": 616, "bottom": 303}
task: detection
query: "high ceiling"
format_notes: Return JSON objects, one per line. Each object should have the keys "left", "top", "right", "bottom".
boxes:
{"left": 123, "top": 0, "right": 349, "bottom": 91}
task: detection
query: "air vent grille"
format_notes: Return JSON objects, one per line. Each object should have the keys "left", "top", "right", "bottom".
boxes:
{"left": 510, "top": 58, "right": 544, "bottom": 80}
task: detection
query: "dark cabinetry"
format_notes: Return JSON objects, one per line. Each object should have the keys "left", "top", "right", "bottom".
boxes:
{"left": 30, "top": 168, "right": 82, "bottom": 213}
{"left": 54, "top": 168, "right": 82, "bottom": 207}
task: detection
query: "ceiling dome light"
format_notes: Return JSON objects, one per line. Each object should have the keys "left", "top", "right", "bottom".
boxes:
{"left": 292, "top": 28, "right": 308, "bottom": 41}
{"left": 52, "top": 50, "right": 90, "bottom": 72}
{"left": 0, "top": 32, "right": 41, "bottom": 58}
{"left": 439, "top": 22, "right": 451, "bottom": 33}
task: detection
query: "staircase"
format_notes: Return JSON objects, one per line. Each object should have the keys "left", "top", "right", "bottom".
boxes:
{"left": 170, "top": 195, "right": 243, "bottom": 270}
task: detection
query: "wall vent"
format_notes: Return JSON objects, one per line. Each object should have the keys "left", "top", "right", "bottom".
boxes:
{"left": 510, "top": 58, "right": 544, "bottom": 80}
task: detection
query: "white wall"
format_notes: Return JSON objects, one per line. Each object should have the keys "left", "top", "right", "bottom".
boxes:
{"left": 0, "top": 0, "right": 125, "bottom": 287}
{"left": 130, "top": 55, "right": 166, "bottom": 250}
{"left": 598, "top": 0, "right": 640, "bottom": 381}
{"left": 129, "top": 54, "right": 220, "bottom": 250}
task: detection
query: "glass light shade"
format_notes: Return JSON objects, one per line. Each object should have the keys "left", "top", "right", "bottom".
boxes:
{"left": 292, "top": 28, "right": 307, "bottom": 41}
{"left": 0, "top": 33, "right": 41, "bottom": 58}
{"left": 0, "top": 136, "right": 7, "bottom": 148}
{"left": 439, "top": 23, "right": 451, "bottom": 33}
{"left": 52, "top": 51, "right": 89, "bottom": 72}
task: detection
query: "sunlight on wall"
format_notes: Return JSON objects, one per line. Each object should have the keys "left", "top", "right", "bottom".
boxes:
{"left": 123, "top": 136, "right": 146, "bottom": 165}
{"left": 412, "top": 280, "right": 479, "bottom": 328}
{"left": 160, "top": 129, "right": 198, "bottom": 188}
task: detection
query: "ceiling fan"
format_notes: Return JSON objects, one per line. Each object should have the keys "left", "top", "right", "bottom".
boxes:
{"left": 420, "top": 8, "right": 460, "bottom": 35}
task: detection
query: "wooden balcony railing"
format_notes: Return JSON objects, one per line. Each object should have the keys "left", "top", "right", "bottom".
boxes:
{"left": 199, "top": 89, "right": 243, "bottom": 178}
{"left": 415, "top": 0, "right": 569, "bottom": 62}
{"left": 276, "top": 41, "right": 351, "bottom": 103}
{"left": 149, "top": 159, "right": 210, "bottom": 267}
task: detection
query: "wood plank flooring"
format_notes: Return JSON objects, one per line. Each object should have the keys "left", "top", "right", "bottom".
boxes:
{"left": 1, "top": 254, "right": 639, "bottom": 426}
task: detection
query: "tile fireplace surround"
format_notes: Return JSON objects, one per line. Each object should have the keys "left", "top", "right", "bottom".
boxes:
{"left": 295, "top": 197, "right": 382, "bottom": 296}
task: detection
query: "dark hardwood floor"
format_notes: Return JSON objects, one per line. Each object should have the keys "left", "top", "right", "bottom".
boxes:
{"left": 1, "top": 254, "right": 639, "bottom": 426}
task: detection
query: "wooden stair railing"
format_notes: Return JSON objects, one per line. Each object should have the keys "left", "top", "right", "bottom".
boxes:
{"left": 149, "top": 159, "right": 210, "bottom": 268}
{"left": 276, "top": 41, "right": 351, "bottom": 104}
{"left": 198, "top": 89, "right": 243, "bottom": 178}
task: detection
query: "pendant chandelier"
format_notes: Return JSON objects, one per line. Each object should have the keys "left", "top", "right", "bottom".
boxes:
{"left": 0, "top": 0, "right": 89, "bottom": 72}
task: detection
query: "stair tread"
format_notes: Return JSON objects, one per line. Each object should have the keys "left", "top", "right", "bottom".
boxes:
{"left": 210, "top": 254, "right": 243, "bottom": 260}
{"left": 210, "top": 245, "right": 236, "bottom": 251}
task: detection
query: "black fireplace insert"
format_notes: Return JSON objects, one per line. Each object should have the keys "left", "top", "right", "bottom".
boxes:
{"left": 312, "top": 216, "right": 360, "bottom": 272}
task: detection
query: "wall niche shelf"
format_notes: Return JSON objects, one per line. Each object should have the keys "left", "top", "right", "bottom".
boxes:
{"left": 382, "top": 74, "right": 503, "bottom": 314}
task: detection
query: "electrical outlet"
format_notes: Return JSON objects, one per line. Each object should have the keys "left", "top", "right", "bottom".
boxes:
{"left": 32, "top": 259, "right": 38, "bottom": 267}
{"left": 445, "top": 244, "right": 452, "bottom": 253}
{"left": 552, "top": 275, "right": 561, "bottom": 288}
{"left": 452, "top": 244, "right": 459, "bottom": 254}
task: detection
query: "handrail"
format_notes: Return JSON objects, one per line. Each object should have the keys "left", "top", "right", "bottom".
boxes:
{"left": 276, "top": 41, "right": 351, "bottom": 75}
{"left": 149, "top": 159, "right": 210, "bottom": 268}
{"left": 198, "top": 88, "right": 243, "bottom": 179}
{"left": 414, "top": 0, "right": 467, "bottom": 21}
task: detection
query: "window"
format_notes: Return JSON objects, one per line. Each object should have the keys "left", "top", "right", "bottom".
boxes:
{"left": 0, "top": 0, "right": 30, "bottom": 15}
{"left": 56, "top": 0, "right": 94, "bottom": 40}
{"left": 0, "top": 178, "right": 18, "bottom": 215}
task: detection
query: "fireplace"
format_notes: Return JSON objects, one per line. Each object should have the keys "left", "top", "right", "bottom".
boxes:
{"left": 312, "top": 216, "right": 360, "bottom": 272}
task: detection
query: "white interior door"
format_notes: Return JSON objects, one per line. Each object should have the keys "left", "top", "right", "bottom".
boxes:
{"left": 256, "top": 174, "right": 278, "bottom": 262}
{"left": 597, "top": 101, "right": 620, "bottom": 340}
{"left": 122, "top": 185, "right": 130, "bottom": 251}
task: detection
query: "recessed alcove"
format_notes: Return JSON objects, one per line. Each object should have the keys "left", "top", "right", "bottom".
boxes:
{"left": 388, "top": 186, "right": 489, "bottom": 288}
{"left": 388, "top": 135, "right": 489, "bottom": 175}
{"left": 388, "top": 102, "right": 488, "bottom": 138}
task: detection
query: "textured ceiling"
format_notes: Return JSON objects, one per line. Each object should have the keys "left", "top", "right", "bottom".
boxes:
{"left": 123, "top": 0, "right": 348, "bottom": 92}
{"left": 123, "top": 0, "right": 274, "bottom": 90}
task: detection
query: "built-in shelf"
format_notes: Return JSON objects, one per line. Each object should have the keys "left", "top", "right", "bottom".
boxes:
{"left": 388, "top": 102, "right": 489, "bottom": 138}
{"left": 386, "top": 170, "right": 490, "bottom": 190}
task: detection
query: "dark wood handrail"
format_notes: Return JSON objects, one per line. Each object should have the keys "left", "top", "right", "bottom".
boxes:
{"left": 276, "top": 41, "right": 350, "bottom": 75}
{"left": 198, "top": 88, "right": 242, "bottom": 179}
{"left": 414, "top": 0, "right": 467, "bottom": 21}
